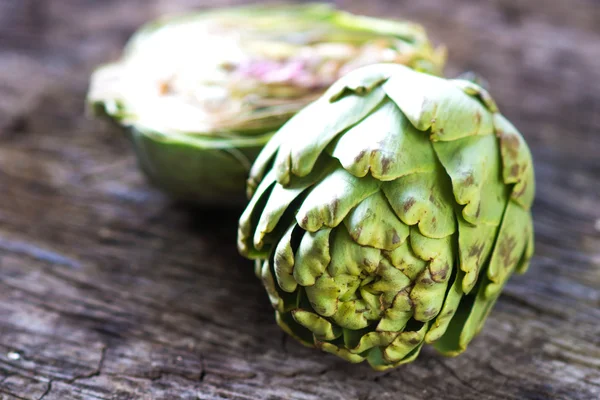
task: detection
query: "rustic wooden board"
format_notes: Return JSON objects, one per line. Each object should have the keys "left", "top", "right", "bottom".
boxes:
{"left": 0, "top": 0, "right": 599, "bottom": 399}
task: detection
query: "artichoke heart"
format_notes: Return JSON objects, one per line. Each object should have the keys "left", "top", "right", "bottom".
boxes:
{"left": 88, "top": 3, "right": 445, "bottom": 205}
{"left": 238, "top": 64, "right": 535, "bottom": 370}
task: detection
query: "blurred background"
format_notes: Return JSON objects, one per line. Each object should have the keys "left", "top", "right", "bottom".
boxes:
{"left": 0, "top": 1, "right": 599, "bottom": 399}
{"left": 1, "top": 0, "right": 599, "bottom": 159}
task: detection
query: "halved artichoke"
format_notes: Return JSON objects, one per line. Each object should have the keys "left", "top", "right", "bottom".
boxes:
{"left": 238, "top": 64, "right": 535, "bottom": 370}
{"left": 88, "top": 3, "right": 445, "bottom": 205}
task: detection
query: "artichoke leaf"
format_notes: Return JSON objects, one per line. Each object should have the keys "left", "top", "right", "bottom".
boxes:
{"left": 294, "top": 228, "right": 332, "bottom": 287}
{"left": 253, "top": 183, "right": 308, "bottom": 250}
{"left": 382, "top": 165, "right": 456, "bottom": 239}
{"left": 409, "top": 229, "right": 454, "bottom": 321}
{"left": 343, "top": 191, "right": 410, "bottom": 251}
{"left": 273, "top": 223, "right": 299, "bottom": 293}
{"left": 451, "top": 79, "right": 498, "bottom": 113}
{"left": 383, "top": 67, "right": 495, "bottom": 140}
{"left": 516, "top": 219, "right": 535, "bottom": 275}
{"left": 425, "top": 269, "right": 466, "bottom": 344}
{"left": 433, "top": 202, "right": 531, "bottom": 355}
{"left": 433, "top": 134, "right": 507, "bottom": 225}
{"left": 318, "top": 341, "right": 366, "bottom": 364}
{"left": 348, "top": 330, "right": 399, "bottom": 354}
{"left": 329, "top": 99, "right": 437, "bottom": 181}
{"left": 253, "top": 158, "right": 337, "bottom": 249}
{"left": 365, "top": 344, "right": 424, "bottom": 371}
{"left": 460, "top": 204, "right": 531, "bottom": 351}
{"left": 247, "top": 126, "right": 295, "bottom": 196}
{"left": 494, "top": 114, "right": 535, "bottom": 210}
{"left": 456, "top": 218, "right": 500, "bottom": 293}
{"left": 292, "top": 309, "right": 342, "bottom": 341}
{"left": 377, "top": 288, "right": 414, "bottom": 332}
{"left": 433, "top": 133, "right": 511, "bottom": 293}
{"left": 486, "top": 201, "right": 533, "bottom": 292}
{"left": 260, "top": 260, "right": 286, "bottom": 313}
{"left": 329, "top": 225, "right": 382, "bottom": 277}
{"left": 363, "top": 258, "right": 412, "bottom": 306}
{"left": 331, "top": 298, "right": 374, "bottom": 330}
{"left": 383, "top": 322, "right": 428, "bottom": 362}
{"left": 274, "top": 87, "right": 386, "bottom": 185}
{"left": 382, "top": 240, "right": 428, "bottom": 280}
{"left": 275, "top": 311, "right": 315, "bottom": 348}
{"left": 238, "top": 169, "right": 277, "bottom": 257}
{"left": 304, "top": 271, "right": 359, "bottom": 317}
{"left": 297, "top": 168, "right": 380, "bottom": 232}
{"left": 326, "top": 63, "right": 402, "bottom": 102}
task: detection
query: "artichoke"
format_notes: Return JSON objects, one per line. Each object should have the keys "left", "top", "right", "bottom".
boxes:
{"left": 238, "top": 64, "right": 535, "bottom": 370}
{"left": 88, "top": 3, "right": 445, "bottom": 205}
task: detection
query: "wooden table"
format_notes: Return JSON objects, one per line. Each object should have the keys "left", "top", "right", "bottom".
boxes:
{"left": 1, "top": 0, "right": 599, "bottom": 399}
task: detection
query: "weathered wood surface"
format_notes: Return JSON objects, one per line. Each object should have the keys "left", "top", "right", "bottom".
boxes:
{"left": 0, "top": 0, "right": 599, "bottom": 399}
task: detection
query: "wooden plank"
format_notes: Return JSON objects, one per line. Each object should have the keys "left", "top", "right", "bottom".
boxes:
{"left": 0, "top": 0, "right": 599, "bottom": 399}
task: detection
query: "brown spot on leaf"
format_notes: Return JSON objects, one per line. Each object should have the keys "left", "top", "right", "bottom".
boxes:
{"left": 510, "top": 164, "right": 520, "bottom": 178}
{"left": 474, "top": 110, "right": 482, "bottom": 125}
{"left": 301, "top": 215, "right": 309, "bottom": 227}
{"left": 307, "top": 243, "right": 326, "bottom": 260}
{"left": 409, "top": 337, "right": 422, "bottom": 345}
{"left": 469, "top": 242, "right": 485, "bottom": 259}
{"left": 403, "top": 197, "right": 416, "bottom": 213}
{"left": 500, "top": 133, "right": 520, "bottom": 160}
{"left": 354, "top": 150, "right": 366, "bottom": 164}
{"left": 331, "top": 198, "right": 340, "bottom": 218}
{"left": 464, "top": 174, "right": 475, "bottom": 186}
{"left": 352, "top": 226, "right": 363, "bottom": 241}
{"left": 431, "top": 264, "right": 449, "bottom": 282}
{"left": 513, "top": 182, "right": 528, "bottom": 199}
{"left": 429, "top": 192, "right": 442, "bottom": 208}
{"left": 521, "top": 164, "right": 528, "bottom": 173}
{"left": 378, "top": 292, "right": 392, "bottom": 310}
{"left": 419, "top": 277, "right": 434, "bottom": 285}
{"left": 422, "top": 308, "right": 438, "bottom": 319}
{"left": 498, "top": 235, "right": 518, "bottom": 269}
{"left": 392, "top": 232, "right": 401, "bottom": 244}
{"left": 380, "top": 157, "right": 392, "bottom": 174}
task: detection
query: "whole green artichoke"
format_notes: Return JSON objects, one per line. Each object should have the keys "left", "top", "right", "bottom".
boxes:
{"left": 88, "top": 3, "right": 445, "bottom": 205}
{"left": 238, "top": 64, "right": 534, "bottom": 370}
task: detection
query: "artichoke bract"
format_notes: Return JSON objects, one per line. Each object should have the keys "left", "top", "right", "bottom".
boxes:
{"left": 238, "top": 64, "right": 535, "bottom": 370}
{"left": 88, "top": 3, "right": 445, "bottom": 205}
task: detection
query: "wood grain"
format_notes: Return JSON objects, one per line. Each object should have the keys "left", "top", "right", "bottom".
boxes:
{"left": 0, "top": 0, "right": 599, "bottom": 399}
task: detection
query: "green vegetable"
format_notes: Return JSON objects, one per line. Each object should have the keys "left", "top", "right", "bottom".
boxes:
{"left": 88, "top": 3, "right": 445, "bottom": 205}
{"left": 238, "top": 64, "right": 535, "bottom": 370}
